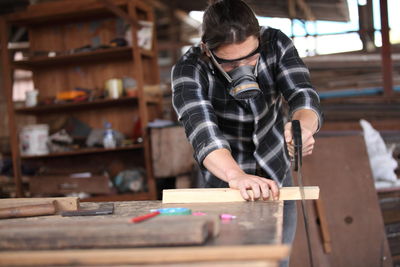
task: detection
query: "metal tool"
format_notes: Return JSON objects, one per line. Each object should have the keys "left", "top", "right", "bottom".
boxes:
{"left": 292, "top": 120, "right": 314, "bottom": 267}
{"left": 61, "top": 203, "right": 114, "bottom": 217}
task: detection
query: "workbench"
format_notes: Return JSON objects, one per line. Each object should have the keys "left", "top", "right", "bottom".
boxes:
{"left": 0, "top": 200, "right": 290, "bottom": 266}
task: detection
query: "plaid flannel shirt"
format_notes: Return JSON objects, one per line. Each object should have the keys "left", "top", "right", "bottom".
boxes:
{"left": 172, "top": 27, "right": 323, "bottom": 187}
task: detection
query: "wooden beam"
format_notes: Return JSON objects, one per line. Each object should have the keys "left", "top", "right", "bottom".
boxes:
{"left": 97, "top": 0, "right": 141, "bottom": 29}
{"left": 0, "top": 245, "right": 290, "bottom": 266}
{"left": 0, "top": 197, "right": 79, "bottom": 212}
{"left": 0, "top": 18, "right": 23, "bottom": 197}
{"left": 296, "top": 0, "right": 315, "bottom": 21}
{"left": 288, "top": 0, "right": 296, "bottom": 18}
{"left": 162, "top": 186, "right": 320, "bottom": 203}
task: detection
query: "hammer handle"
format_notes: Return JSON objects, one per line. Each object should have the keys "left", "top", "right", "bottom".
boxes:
{"left": 0, "top": 202, "right": 56, "bottom": 219}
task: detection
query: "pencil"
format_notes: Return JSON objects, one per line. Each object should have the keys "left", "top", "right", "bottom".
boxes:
{"left": 130, "top": 211, "right": 160, "bottom": 223}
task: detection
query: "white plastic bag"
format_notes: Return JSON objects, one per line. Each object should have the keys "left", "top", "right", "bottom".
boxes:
{"left": 360, "top": 119, "right": 398, "bottom": 187}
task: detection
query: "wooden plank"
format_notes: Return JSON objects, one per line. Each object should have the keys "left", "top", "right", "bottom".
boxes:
{"left": 0, "top": 215, "right": 220, "bottom": 238}
{"left": 0, "top": 245, "right": 290, "bottom": 266}
{"left": 162, "top": 187, "right": 319, "bottom": 203}
{"left": 0, "top": 216, "right": 215, "bottom": 250}
{"left": 0, "top": 197, "right": 79, "bottom": 212}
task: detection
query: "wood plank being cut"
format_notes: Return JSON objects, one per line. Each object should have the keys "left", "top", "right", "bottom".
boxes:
{"left": 0, "top": 197, "right": 79, "bottom": 212}
{"left": 162, "top": 186, "right": 319, "bottom": 204}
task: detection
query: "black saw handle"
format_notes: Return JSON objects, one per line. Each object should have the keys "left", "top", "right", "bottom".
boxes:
{"left": 292, "top": 120, "right": 302, "bottom": 171}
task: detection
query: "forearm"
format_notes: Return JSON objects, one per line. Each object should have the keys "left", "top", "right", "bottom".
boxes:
{"left": 203, "top": 148, "right": 244, "bottom": 183}
{"left": 292, "top": 109, "right": 319, "bottom": 134}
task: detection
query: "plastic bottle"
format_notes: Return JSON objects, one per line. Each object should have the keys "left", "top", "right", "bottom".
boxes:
{"left": 103, "top": 122, "right": 116, "bottom": 149}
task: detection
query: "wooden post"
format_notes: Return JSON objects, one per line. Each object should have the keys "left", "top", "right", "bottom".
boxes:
{"left": 379, "top": 0, "right": 393, "bottom": 96}
{"left": 0, "top": 18, "right": 23, "bottom": 197}
{"left": 128, "top": 1, "right": 157, "bottom": 199}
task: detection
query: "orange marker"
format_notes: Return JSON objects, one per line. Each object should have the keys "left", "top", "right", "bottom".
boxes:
{"left": 130, "top": 211, "right": 160, "bottom": 223}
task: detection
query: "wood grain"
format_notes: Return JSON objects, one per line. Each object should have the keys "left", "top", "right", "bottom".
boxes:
{"left": 162, "top": 187, "right": 320, "bottom": 203}
{"left": 0, "top": 216, "right": 215, "bottom": 250}
{"left": 0, "top": 245, "right": 290, "bottom": 266}
{"left": 0, "top": 197, "right": 79, "bottom": 212}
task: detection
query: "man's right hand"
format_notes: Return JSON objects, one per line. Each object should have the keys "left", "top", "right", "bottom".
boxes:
{"left": 227, "top": 172, "right": 279, "bottom": 201}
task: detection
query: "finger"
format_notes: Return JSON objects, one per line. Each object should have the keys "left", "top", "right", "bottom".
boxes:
{"left": 287, "top": 145, "right": 294, "bottom": 153}
{"left": 302, "top": 145, "right": 314, "bottom": 154}
{"left": 284, "top": 123, "right": 292, "bottom": 143}
{"left": 257, "top": 179, "right": 270, "bottom": 200}
{"left": 267, "top": 180, "right": 279, "bottom": 200}
{"left": 303, "top": 149, "right": 313, "bottom": 156}
{"left": 287, "top": 146, "right": 294, "bottom": 157}
{"left": 249, "top": 182, "right": 261, "bottom": 200}
{"left": 239, "top": 186, "right": 250, "bottom": 201}
{"left": 303, "top": 136, "right": 315, "bottom": 148}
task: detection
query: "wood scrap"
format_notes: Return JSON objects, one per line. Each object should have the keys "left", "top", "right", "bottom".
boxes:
{"left": 0, "top": 197, "right": 79, "bottom": 213}
{"left": 0, "top": 202, "right": 56, "bottom": 219}
{"left": 162, "top": 186, "right": 319, "bottom": 203}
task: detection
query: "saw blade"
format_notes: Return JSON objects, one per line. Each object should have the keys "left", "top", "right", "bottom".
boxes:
{"left": 292, "top": 120, "right": 314, "bottom": 267}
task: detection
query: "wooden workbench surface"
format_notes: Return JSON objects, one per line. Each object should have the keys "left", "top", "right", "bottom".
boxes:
{"left": 0, "top": 200, "right": 289, "bottom": 266}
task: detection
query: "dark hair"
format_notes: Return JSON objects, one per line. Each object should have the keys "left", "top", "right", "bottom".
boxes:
{"left": 202, "top": 0, "right": 260, "bottom": 50}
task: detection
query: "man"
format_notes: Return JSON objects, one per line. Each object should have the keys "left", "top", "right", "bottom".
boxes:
{"left": 171, "top": 0, "right": 322, "bottom": 262}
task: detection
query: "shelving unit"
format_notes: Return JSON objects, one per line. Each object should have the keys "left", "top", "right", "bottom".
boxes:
{"left": 0, "top": 0, "right": 162, "bottom": 200}
{"left": 20, "top": 144, "right": 144, "bottom": 160}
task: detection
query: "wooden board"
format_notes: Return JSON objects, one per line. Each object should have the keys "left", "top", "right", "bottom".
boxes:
{"left": 0, "top": 216, "right": 216, "bottom": 250}
{"left": 289, "top": 135, "right": 393, "bottom": 267}
{"left": 0, "top": 197, "right": 79, "bottom": 212}
{"left": 0, "top": 245, "right": 289, "bottom": 266}
{"left": 162, "top": 187, "right": 319, "bottom": 203}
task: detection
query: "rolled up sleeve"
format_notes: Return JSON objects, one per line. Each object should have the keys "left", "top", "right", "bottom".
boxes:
{"left": 171, "top": 63, "right": 231, "bottom": 165}
{"left": 274, "top": 30, "right": 323, "bottom": 131}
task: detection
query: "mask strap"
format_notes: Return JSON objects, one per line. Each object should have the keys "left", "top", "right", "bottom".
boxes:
{"left": 254, "top": 57, "right": 259, "bottom": 77}
{"left": 206, "top": 46, "right": 233, "bottom": 83}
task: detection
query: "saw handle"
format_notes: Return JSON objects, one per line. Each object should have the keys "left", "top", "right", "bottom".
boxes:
{"left": 292, "top": 120, "right": 302, "bottom": 171}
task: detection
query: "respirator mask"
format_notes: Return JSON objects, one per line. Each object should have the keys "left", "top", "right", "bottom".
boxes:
{"left": 206, "top": 42, "right": 262, "bottom": 100}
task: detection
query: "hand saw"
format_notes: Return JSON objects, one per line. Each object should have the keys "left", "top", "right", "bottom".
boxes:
{"left": 292, "top": 120, "right": 314, "bottom": 267}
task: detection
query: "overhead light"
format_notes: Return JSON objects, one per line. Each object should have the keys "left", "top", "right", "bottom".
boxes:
{"left": 358, "top": 0, "right": 367, "bottom": 6}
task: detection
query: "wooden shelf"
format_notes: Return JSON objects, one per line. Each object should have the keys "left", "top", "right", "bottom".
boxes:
{"left": 12, "top": 47, "right": 133, "bottom": 69}
{"left": 15, "top": 97, "right": 139, "bottom": 114}
{"left": 80, "top": 192, "right": 152, "bottom": 202}
{"left": 21, "top": 144, "right": 144, "bottom": 159}
{"left": 140, "top": 48, "right": 155, "bottom": 58}
{"left": 15, "top": 95, "right": 160, "bottom": 114}
{"left": 13, "top": 47, "right": 155, "bottom": 69}
{"left": 7, "top": 0, "right": 131, "bottom": 25}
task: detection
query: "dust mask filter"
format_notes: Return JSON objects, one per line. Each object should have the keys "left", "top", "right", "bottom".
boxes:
{"left": 227, "top": 65, "right": 261, "bottom": 100}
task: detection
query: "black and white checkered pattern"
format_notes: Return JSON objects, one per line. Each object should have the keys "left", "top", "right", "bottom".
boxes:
{"left": 172, "top": 27, "right": 323, "bottom": 187}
